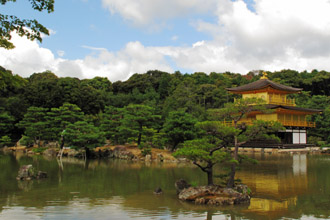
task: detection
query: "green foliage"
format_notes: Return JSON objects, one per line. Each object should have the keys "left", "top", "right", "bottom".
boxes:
{"left": 16, "top": 106, "right": 48, "bottom": 145}
{"left": 0, "top": 108, "right": 15, "bottom": 136}
{"left": 306, "top": 136, "right": 322, "bottom": 146}
{"left": 239, "top": 120, "right": 284, "bottom": 144}
{"left": 63, "top": 121, "right": 105, "bottom": 149}
{"left": 1, "top": 0, "right": 54, "bottom": 49}
{"left": 32, "top": 147, "right": 47, "bottom": 153}
{"left": 163, "top": 77, "right": 205, "bottom": 118}
{"left": 208, "top": 99, "right": 284, "bottom": 187}
{"left": 313, "top": 107, "right": 330, "bottom": 144}
{"left": 149, "top": 131, "right": 166, "bottom": 149}
{"left": 189, "top": 181, "right": 198, "bottom": 187}
{"left": 20, "top": 135, "right": 34, "bottom": 147}
{"left": 119, "top": 104, "right": 160, "bottom": 145}
{"left": 196, "top": 121, "right": 238, "bottom": 145}
{"left": 0, "top": 135, "right": 11, "bottom": 147}
{"left": 0, "top": 66, "right": 27, "bottom": 97}
{"left": 100, "top": 106, "right": 123, "bottom": 144}
{"left": 162, "top": 110, "right": 198, "bottom": 151}
{"left": 174, "top": 138, "right": 231, "bottom": 163}
{"left": 138, "top": 143, "right": 152, "bottom": 156}
{"left": 208, "top": 98, "right": 268, "bottom": 124}
{"left": 173, "top": 121, "right": 236, "bottom": 185}
{"left": 0, "top": 66, "right": 329, "bottom": 155}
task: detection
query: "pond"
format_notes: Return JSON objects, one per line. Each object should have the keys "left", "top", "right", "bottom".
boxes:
{"left": 0, "top": 152, "right": 329, "bottom": 220}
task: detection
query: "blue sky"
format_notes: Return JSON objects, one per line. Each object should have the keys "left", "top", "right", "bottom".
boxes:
{"left": 1, "top": 0, "right": 330, "bottom": 82}
{"left": 1, "top": 0, "right": 214, "bottom": 59}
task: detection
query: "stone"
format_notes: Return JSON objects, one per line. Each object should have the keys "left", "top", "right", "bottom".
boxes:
{"left": 178, "top": 185, "right": 250, "bottom": 206}
{"left": 175, "top": 179, "right": 191, "bottom": 194}
{"left": 153, "top": 187, "right": 163, "bottom": 195}
{"left": 145, "top": 154, "right": 152, "bottom": 162}
{"left": 321, "top": 149, "right": 330, "bottom": 154}
{"left": 16, "top": 165, "right": 48, "bottom": 181}
{"left": 113, "top": 146, "right": 135, "bottom": 160}
{"left": 156, "top": 153, "right": 164, "bottom": 162}
{"left": 36, "top": 171, "right": 47, "bottom": 179}
{"left": 43, "top": 148, "right": 57, "bottom": 157}
{"left": 16, "top": 165, "right": 35, "bottom": 180}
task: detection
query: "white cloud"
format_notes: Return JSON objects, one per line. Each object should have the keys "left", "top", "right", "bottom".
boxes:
{"left": 0, "top": 34, "right": 173, "bottom": 82}
{"left": 191, "top": 0, "right": 330, "bottom": 73}
{"left": 0, "top": 34, "right": 56, "bottom": 78}
{"left": 2, "top": 0, "right": 330, "bottom": 82}
{"left": 101, "top": 0, "right": 219, "bottom": 26}
{"left": 171, "top": 35, "right": 178, "bottom": 41}
{"left": 81, "top": 45, "right": 108, "bottom": 51}
{"left": 78, "top": 41, "right": 173, "bottom": 81}
{"left": 57, "top": 50, "right": 65, "bottom": 57}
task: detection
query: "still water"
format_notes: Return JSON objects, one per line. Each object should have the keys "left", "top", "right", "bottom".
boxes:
{"left": 0, "top": 152, "right": 329, "bottom": 220}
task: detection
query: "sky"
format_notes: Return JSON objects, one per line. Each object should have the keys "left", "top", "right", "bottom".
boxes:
{"left": 1, "top": 0, "right": 330, "bottom": 82}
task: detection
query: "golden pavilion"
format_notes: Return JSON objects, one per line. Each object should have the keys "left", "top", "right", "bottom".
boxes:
{"left": 226, "top": 73, "right": 321, "bottom": 147}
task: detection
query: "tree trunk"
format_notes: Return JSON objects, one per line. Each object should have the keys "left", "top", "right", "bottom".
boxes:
{"left": 206, "top": 163, "right": 214, "bottom": 185}
{"left": 207, "top": 170, "right": 213, "bottom": 185}
{"left": 171, "top": 142, "right": 178, "bottom": 152}
{"left": 137, "top": 123, "right": 143, "bottom": 145}
{"left": 206, "top": 211, "right": 213, "bottom": 220}
{"left": 227, "top": 163, "right": 236, "bottom": 188}
{"left": 227, "top": 136, "right": 239, "bottom": 188}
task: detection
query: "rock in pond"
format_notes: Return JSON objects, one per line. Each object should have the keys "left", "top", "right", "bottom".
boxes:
{"left": 16, "top": 165, "right": 47, "bottom": 181}
{"left": 175, "top": 179, "right": 191, "bottom": 194}
{"left": 153, "top": 187, "right": 163, "bottom": 195}
{"left": 178, "top": 184, "right": 250, "bottom": 206}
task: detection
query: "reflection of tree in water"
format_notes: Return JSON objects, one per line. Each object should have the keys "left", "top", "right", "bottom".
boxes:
{"left": 17, "top": 180, "right": 34, "bottom": 192}
{"left": 122, "top": 190, "right": 249, "bottom": 219}
{"left": 0, "top": 153, "right": 329, "bottom": 220}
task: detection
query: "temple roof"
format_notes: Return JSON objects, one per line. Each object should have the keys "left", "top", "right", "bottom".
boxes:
{"left": 226, "top": 79, "right": 302, "bottom": 93}
{"left": 267, "top": 104, "right": 322, "bottom": 113}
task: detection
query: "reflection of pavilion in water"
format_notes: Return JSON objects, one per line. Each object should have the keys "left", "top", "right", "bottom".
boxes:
{"left": 236, "top": 154, "right": 308, "bottom": 219}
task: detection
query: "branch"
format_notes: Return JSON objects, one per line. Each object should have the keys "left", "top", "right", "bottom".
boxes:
{"left": 209, "top": 145, "right": 225, "bottom": 155}
{"left": 193, "top": 161, "right": 207, "bottom": 172}
{"left": 237, "top": 141, "right": 247, "bottom": 147}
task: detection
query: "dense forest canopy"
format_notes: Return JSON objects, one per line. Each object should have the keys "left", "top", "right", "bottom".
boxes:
{"left": 1, "top": 66, "right": 330, "bottom": 148}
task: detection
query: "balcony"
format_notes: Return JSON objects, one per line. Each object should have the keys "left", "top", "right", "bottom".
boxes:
{"left": 236, "top": 96, "right": 296, "bottom": 106}
{"left": 277, "top": 119, "right": 315, "bottom": 127}
{"left": 268, "top": 96, "right": 296, "bottom": 106}
{"left": 221, "top": 119, "right": 315, "bottom": 128}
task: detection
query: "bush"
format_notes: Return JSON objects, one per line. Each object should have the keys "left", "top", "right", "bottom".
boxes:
{"left": 32, "top": 147, "right": 47, "bottom": 153}
{"left": 0, "top": 136, "right": 11, "bottom": 148}
{"left": 139, "top": 143, "right": 152, "bottom": 156}
{"left": 308, "top": 136, "right": 323, "bottom": 146}
{"left": 20, "top": 135, "right": 34, "bottom": 147}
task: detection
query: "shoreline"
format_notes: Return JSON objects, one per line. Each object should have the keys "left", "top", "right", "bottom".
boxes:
{"left": 2, "top": 144, "right": 329, "bottom": 161}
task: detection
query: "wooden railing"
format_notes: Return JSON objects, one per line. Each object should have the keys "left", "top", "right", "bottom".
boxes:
{"left": 277, "top": 119, "right": 315, "bottom": 127}
{"left": 235, "top": 97, "right": 296, "bottom": 106}
{"left": 221, "top": 119, "right": 315, "bottom": 127}
{"left": 268, "top": 97, "right": 295, "bottom": 106}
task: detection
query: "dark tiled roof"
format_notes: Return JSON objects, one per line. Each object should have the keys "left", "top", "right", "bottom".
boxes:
{"left": 266, "top": 104, "right": 322, "bottom": 113}
{"left": 226, "top": 79, "right": 302, "bottom": 93}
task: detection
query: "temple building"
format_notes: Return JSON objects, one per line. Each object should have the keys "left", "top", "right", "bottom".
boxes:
{"left": 226, "top": 73, "right": 321, "bottom": 148}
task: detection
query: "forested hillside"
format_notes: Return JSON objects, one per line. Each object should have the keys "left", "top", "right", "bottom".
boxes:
{"left": 1, "top": 66, "right": 330, "bottom": 149}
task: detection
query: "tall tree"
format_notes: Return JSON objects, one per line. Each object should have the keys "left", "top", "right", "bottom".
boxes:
{"left": 162, "top": 110, "right": 198, "bottom": 151}
{"left": 46, "top": 103, "right": 84, "bottom": 141}
{"left": 174, "top": 121, "right": 236, "bottom": 185}
{"left": 208, "top": 98, "right": 283, "bottom": 187}
{"left": 1, "top": 0, "right": 54, "bottom": 49}
{"left": 120, "top": 104, "right": 159, "bottom": 145}
{"left": 16, "top": 106, "right": 48, "bottom": 146}
{"left": 0, "top": 107, "right": 14, "bottom": 136}
{"left": 24, "top": 71, "right": 62, "bottom": 108}
{"left": 100, "top": 106, "right": 123, "bottom": 144}
{"left": 63, "top": 121, "right": 105, "bottom": 152}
